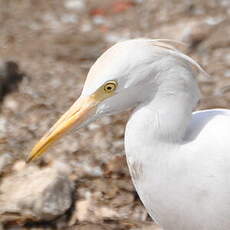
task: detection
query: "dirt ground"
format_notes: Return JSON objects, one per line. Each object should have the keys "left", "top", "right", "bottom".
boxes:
{"left": 0, "top": 0, "right": 229, "bottom": 229}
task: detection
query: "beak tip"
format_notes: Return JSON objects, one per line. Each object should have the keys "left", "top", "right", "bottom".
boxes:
{"left": 26, "top": 154, "right": 35, "bottom": 163}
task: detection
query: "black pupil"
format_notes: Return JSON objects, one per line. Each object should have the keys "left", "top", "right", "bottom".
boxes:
{"left": 107, "top": 86, "right": 112, "bottom": 90}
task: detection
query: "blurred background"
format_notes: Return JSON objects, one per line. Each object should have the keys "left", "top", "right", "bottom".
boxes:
{"left": 0, "top": 0, "right": 229, "bottom": 229}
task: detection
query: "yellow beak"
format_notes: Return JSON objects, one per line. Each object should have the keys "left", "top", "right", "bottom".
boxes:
{"left": 26, "top": 95, "right": 97, "bottom": 163}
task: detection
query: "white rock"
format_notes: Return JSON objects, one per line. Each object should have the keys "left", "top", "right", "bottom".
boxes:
{"left": 64, "top": 0, "right": 85, "bottom": 10}
{"left": 61, "top": 14, "right": 78, "bottom": 24}
{"left": 75, "top": 199, "right": 91, "bottom": 222}
{"left": 92, "top": 16, "right": 106, "bottom": 25}
{"left": 95, "top": 206, "right": 118, "bottom": 219}
{"left": 12, "top": 160, "right": 26, "bottom": 172}
{"left": 0, "top": 153, "right": 13, "bottom": 173}
{"left": 0, "top": 116, "right": 7, "bottom": 136}
{"left": 0, "top": 166, "right": 73, "bottom": 221}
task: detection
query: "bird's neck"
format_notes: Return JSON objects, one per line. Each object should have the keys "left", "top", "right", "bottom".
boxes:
{"left": 124, "top": 58, "right": 201, "bottom": 224}
{"left": 125, "top": 65, "right": 200, "bottom": 158}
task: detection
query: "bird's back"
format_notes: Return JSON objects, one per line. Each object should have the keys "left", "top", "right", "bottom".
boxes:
{"left": 178, "top": 109, "right": 230, "bottom": 230}
{"left": 186, "top": 109, "right": 230, "bottom": 143}
{"left": 165, "top": 109, "right": 230, "bottom": 230}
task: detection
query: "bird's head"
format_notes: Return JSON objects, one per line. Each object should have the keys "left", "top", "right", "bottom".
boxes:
{"left": 27, "top": 39, "right": 203, "bottom": 162}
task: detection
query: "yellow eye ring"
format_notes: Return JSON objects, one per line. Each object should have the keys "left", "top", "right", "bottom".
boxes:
{"left": 103, "top": 81, "right": 117, "bottom": 93}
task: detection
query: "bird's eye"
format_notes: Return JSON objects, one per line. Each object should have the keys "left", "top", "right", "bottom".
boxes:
{"left": 103, "top": 81, "right": 117, "bottom": 93}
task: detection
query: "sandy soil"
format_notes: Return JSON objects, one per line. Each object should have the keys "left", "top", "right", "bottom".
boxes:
{"left": 0, "top": 0, "right": 229, "bottom": 229}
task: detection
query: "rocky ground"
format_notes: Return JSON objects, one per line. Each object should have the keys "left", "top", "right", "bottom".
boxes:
{"left": 0, "top": 0, "right": 229, "bottom": 229}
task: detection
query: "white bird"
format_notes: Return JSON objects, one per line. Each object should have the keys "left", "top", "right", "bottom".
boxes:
{"left": 27, "top": 39, "right": 230, "bottom": 230}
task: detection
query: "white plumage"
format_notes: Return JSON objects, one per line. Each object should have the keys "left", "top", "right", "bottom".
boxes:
{"left": 28, "top": 39, "right": 230, "bottom": 230}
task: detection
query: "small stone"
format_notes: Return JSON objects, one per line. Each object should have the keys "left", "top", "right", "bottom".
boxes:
{"left": 12, "top": 160, "right": 26, "bottom": 172}
{"left": 0, "top": 153, "right": 13, "bottom": 173}
{"left": 0, "top": 166, "right": 73, "bottom": 222}
{"left": 74, "top": 199, "right": 91, "bottom": 222}
{"left": 0, "top": 116, "right": 7, "bottom": 137}
{"left": 64, "top": 0, "right": 85, "bottom": 10}
{"left": 95, "top": 206, "right": 117, "bottom": 219}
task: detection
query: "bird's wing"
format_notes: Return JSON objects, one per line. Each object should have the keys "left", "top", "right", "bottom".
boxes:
{"left": 167, "top": 109, "right": 230, "bottom": 230}
{"left": 185, "top": 109, "right": 230, "bottom": 143}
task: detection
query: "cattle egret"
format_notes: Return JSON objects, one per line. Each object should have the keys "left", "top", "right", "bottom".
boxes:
{"left": 27, "top": 39, "right": 230, "bottom": 230}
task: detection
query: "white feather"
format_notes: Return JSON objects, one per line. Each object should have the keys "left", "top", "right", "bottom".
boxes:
{"left": 80, "top": 39, "right": 230, "bottom": 230}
